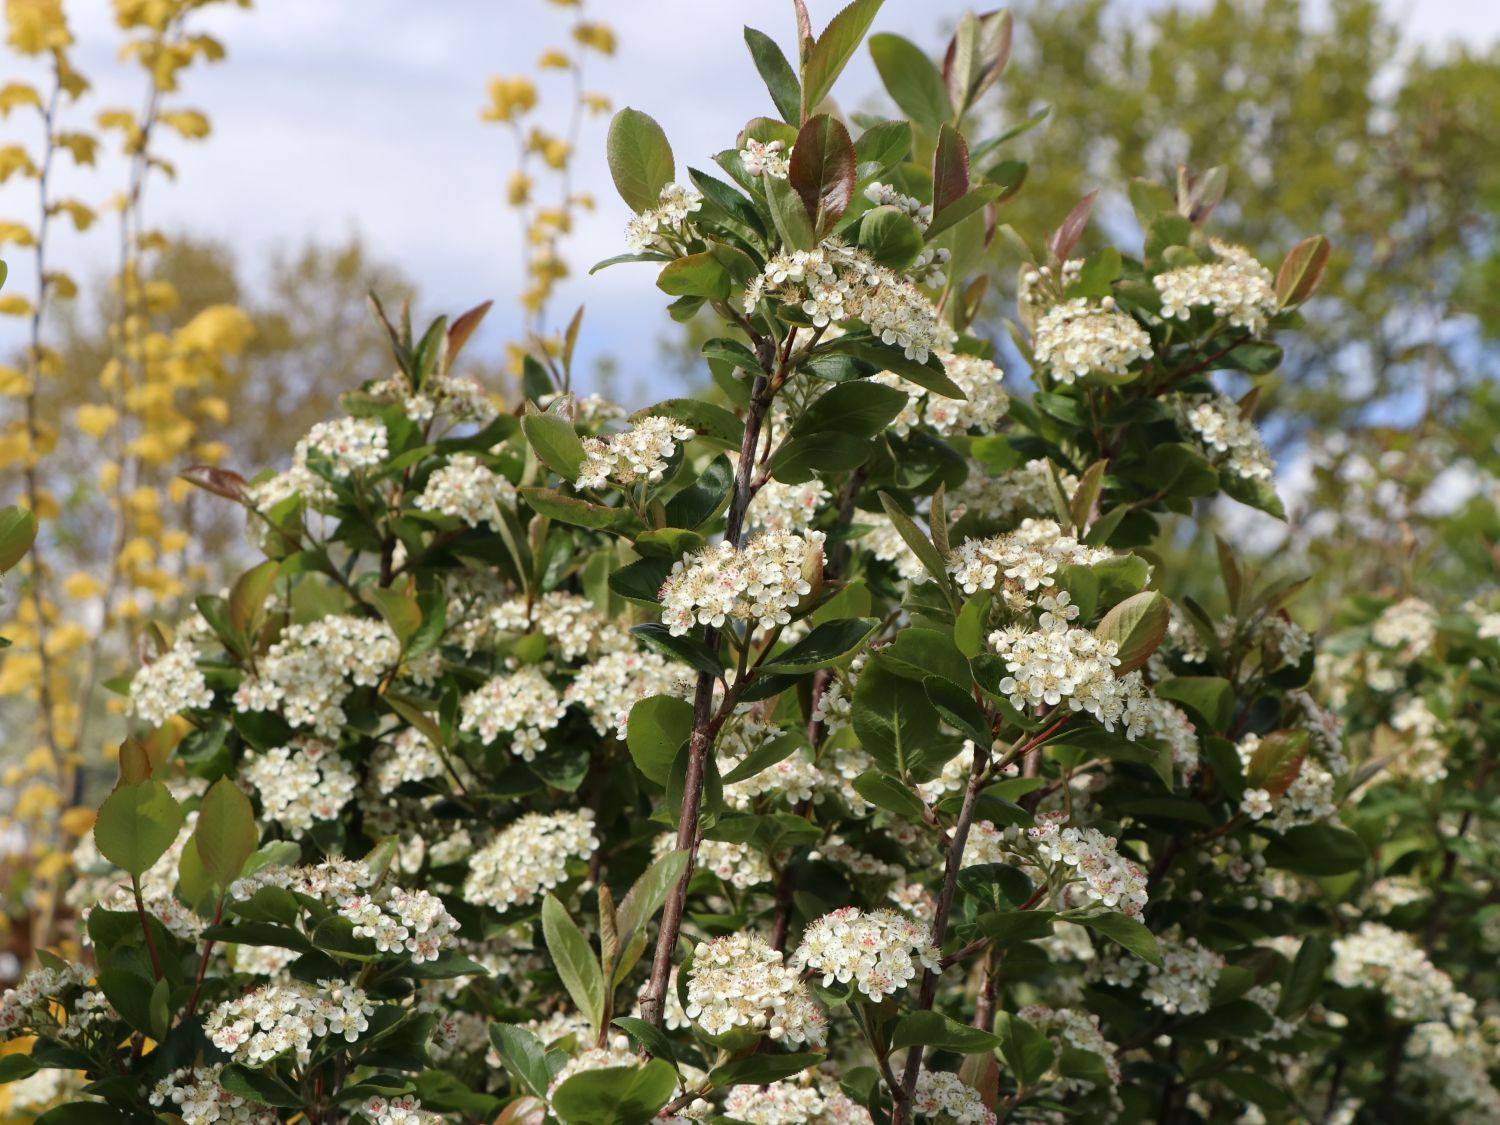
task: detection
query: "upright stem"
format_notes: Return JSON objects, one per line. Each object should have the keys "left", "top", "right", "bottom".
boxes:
{"left": 893, "top": 733, "right": 992, "bottom": 1122}
{"left": 639, "top": 368, "right": 776, "bottom": 1026}
{"left": 132, "top": 875, "right": 164, "bottom": 981}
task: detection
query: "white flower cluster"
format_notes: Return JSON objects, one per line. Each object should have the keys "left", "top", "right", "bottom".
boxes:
{"left": 1154, "top": 240, "right": 1277, "bottom": 333}
{"left": 721, "top": 1075, "right": 873, "bottom": 1124}
{"left": 1172, "top": 393, "right": 1275, "bottom": 483}
{"left": 1143, "top": 936, "right": 1223, "bottom": 1015}
{"left": 791, "top": 907, "right": 940, "bottom": 1001}
{"left": 947, "top": 519, "right": 1115, "bottom": 607}
{"left": 464, "top": 809, "right": 599, "bottom": 910}
{"left": 1372, "top": 596, "right": 1438, "bottom": 661}
{"left": 567, "top": 645, "right": 681, "bottom": 737}
{"left": 1033, "top": 298, "right": 1154, "bottom": 383}
{"left": 366, "top": 367, "right": 498, "bottom": 427}
{"left": 861, "top": 514, "right": 927, "bottom": 582}
{"left": 659, "top": 530, "right": 824, "bottom": 636}
{"left": 459, "top": 664, "right": 566, "bottom": 758}
{"left": 745, "top": 238, "right": 946, "bottom": 363}
{"left": 911, "top": 1071, "right": 998, "bottom": 1124}
{"left": 205, "top": 979, "right": 374, "bottom": 1065}
{"left": 1027, "top": 811, "right": 1149, "bottom": 918}
{"left": 624, "top": 182, "right": 703, "bottom": 252}
{"left": 719, "top": 715, "right": 820, "bottom": 809}
{"left": 248, "top": 415, "right": 389, "bottom": 513}
{"left": 1018, "top": 259, "right": 1083, "bottom": 321}
{"left": 990, "top": 621, "right": 1153, "bottom": 736}
{"left": 0, "top": 962, "right": 90, "bottom": 1039}
{"left": 234, "top": 614, "right": 400, "bottom": 737}
{"left": 415, "top": 453, "right": 516, "bottom": 530}
{"left": 864, "top": 181, "right": 932, "bottom": 229}
{"left": 747, "top": 476, "right": 831, "bottom": 534}
{"left": 680, "top": 835, "right": 775, "bottom": 889}
{"left": 575, "top": 414, "right": 695, "bottom": 490}
{"left": 1331, "top": 922, "right": 1473, "bottom": 1025}
{"left": 244, "top": 738, "right": 357, "bottom": 837}
{"left": 492, "top": 591, "right": 617, "bottom": 661}
{"left": 1404, "top": 1022, "right": 1500, "bottom": 1125}
{"left": 1137, "top": 697, "right": 1200, "bottom": 772}
{"left": 230, "top": 860, "right": 459, "bottom": 964}
{"left": 341, "top": 886, "right": 460, "bottom": 963}
{"left": 686, "top": 932, "right": 827, "bottom": 1046}
{"left": 812, "top": 835, "right": 905, "bottom": 879}
{"left": 128, "top": 640, "right": 213, "bottom": 726}
{"left": 741, "top": 138, "right": 790, "bottom": 178}
{"left": 356, "top": 1095, "right": 445, "bottom": 1125}
{"left": 372, "top": 727, "right": 449, "bottom": 790}
{"left": 1238, "top": 743, "right": 1336, "bottom": 832}
{"left": 149, "top": 1066, "right": 280, "bottom": 1125}
{"left": 949, "top": 459, "right": 1077, "bottom": 528}
{"left": 1388, "top": 694, "right": 1449, "bottom": 783}
{"left": 1019, "top": 1005, "right": 1122, "bottom": 1089}
{"left": 874, "top": 352, "right": 1009, "bottom": 438}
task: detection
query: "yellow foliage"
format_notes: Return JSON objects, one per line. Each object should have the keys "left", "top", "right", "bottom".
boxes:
{"left": 582, "top": 92, "right": 611, "bottom": 115}
{"left": 61, "top": 572, "right": 103, "bottom": 599}
{"left": 537, "top": 49, "right": 569, "bottom": 69}
{"left": 58, "top": 806, "right": 94, "bottom": 836}
{"left": 52, "top": 197, "right": 96, "bottom": 230}
{"left": 572, "top": 21, "right": 616, "bottom": 55}
{"left": 142, "top": 277, "right": 180, "bottom": 313}
{"left": 98, "top": 461, "right": 120, "bottom": 491}
{"left": 481, "top": 75, "right": 537, "bottom": 123}
{"left": 0, "top": 293, "right": 32, "bottom": 315}
{"left": 192, "top": 440, "right": 228, "bottom": 463}
{"left": 32, "top": 849, "right": 69, "bottom": 880}
{"left": 43, "top": 622, "right": 88, "bottom": 657}
{"left": 55, "top": 130, "right": 98, "bottom": 166}
{"left": 160, "top": 529, "right": 188, "bottom": 554}
{"left": 0, "top": 366, "right": 31, "bottom": 396}
{"left": 159, "top": 107, "right": 209, "bottom": 138}
{"left": 0, "top": 219, "right": 34, "bottom": 246}
{"left": 0, "top": 143, "right": 37, "bottom": 182}
{"left": 175, "top": 303, "right": 253, "bottom": 355}
{"left": 16, "top": 781, "right": 59, "bottom": 819}
{"left": 44, "top": 269, "right": 76, "bottom": 298}
{"left": 117, "top": 537, "right": 155, "bottom": 569}
{"left": 126, "top": 486, "right": 159, "bottom": 515}
{"left": 74, "top": 402, "right": 119, "bottom": 437}
{"left": 5, "top": 0, "right": 72, "bottom": 55}
{"left": 0, "top": 80, "right": 42, "bottom": 115}
{"left": 196, "top": 395, "right": 229, "bottom": 423}
{"left": 508, "top": 171, "right": 532, "bottom": 207}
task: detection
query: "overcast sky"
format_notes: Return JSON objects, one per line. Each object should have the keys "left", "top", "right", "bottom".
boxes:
{"left": 1, "top": 0, "right": 1494, "bottom": 396}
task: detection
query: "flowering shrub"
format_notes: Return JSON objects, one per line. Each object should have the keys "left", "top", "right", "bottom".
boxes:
{"left": 8, "top": 4, "right": 1497, "bottom": 1124}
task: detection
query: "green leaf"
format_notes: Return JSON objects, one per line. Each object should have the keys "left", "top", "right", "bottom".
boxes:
{"left": 854, "top": 120, "right": 912, "bottom": 170}
{"left": 192, "top": 777, "right": 257, "bottom": 889}
{"left": 924, "top": 183, "right": 1003, "bottom": 241}
{"left": 954, "top": 589, "right": 993, "bottom": 658}
{"left": 847, "top": 340, "right": 964, "bottom": 399}
{"left": 924, "top": 676, "right": 989, "bottom": 744}
{"left": 0, "top": 506, "right": 36, "bottom": 572}
{"left": 1156, "top": 676, "right": 1234, "bottom": 733}
{"left": 869, "top": 33, "right": 953, "bottom": 129}
{"left": 789, "top": 114, "right": 856, "bottom": 236}
{"left": 994, "top": 1012, "right": 1055, "bottom": 1087}
{"left": 617, "top": 848, "right": 690, "bottom": 953}
{"left": 1094, "top": 591, "right": 1170, "bottom": 675}
{"left": 1244, "top": 729, "right": 1309, "bottom": 798}
{"left": 1263, "top": 825, "right": 1368, "bottom": 876}
{"left": 366, "top": 586, "right": 421, "bottom": 647}
{"left": 857, "top": 205, "right": 925, "bottom": 270}
{"left": 94, "top": 780, "right": 184, "bottom": 878}
{"left": 801, "top": 0, "right": 885, "bottom": 117}
{"left": 719, "top": 731, "right": 802, "bottom": 784}
{"left": 612, "top": 1016, "right": 680, "bottom": 1067}
{"left": 521, "top": 411, "right": 586, "bottom": 482}
{"left": 744, "top": 27, "right": 801, "bottom": 124}
{"left": 657, "top": 252, "right": 732, "bottom": 300}
{"left": 664, "top": 455, "right": 733, "bottom": 531}
{"left": 218, "top": 1064, "right": 303, "bottom": 1109}
{"left": 1278, "top": 934, "right": 1331, "bottom": 1017}
{"left": 763, "top": 617, "right": 878, "bottom": 673}
{"left": 519, "top": 487, "right": 635, "bottom": 531}
{"left": 627, "top": 695, "right": 695, "bottom": 785}
{"left": 1074, "top": 912, "right": 1162, "bottom": 966}
{"left": 552, "top": 1060, "right": 679, "bottom": 1125}
{"left": 891, "top": 1010, "right": 1001, "bottom": 1053}
{"left": 764, "top": 167, "right": 816, "bottom": 252}
{"left": 975, "top": 908, "right": 1056, "bottom": 946}
{"left": 877, "top": 493, "right": 954, "bottom": 602}
{"left": 852, "top": 655, "right": 942, "bottom": 774}
{"left": 34, "top": 1105, "right": 137, "bottom": 1125}
{"left": 607, "top": 107, "right": 675, "bottom": 212}
{"left": 852, "top": 771, "right": 926, "bottom": 819}
{"left": 767, "top": 431, "right": 872, "bottom": 483}
{"left": 631, "top": 622, "right": 726, "bottom": 678}
{"left": 708, "top": 1051, "right": 822, "bottom": 1088}
{"left": 488, "top": 1023, "right": 553, "bottom": 1100}
{"left": 0, "top": 1054, "right": 37, "bottom": 1082}
{"left": 542, "top": 894, "right": 604, "bottom": 1033}
{"left": 633, "top": 398, "right": 747, "bottom": 448}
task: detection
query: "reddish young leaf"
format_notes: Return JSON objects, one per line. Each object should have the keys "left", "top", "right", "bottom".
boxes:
{"left": 788, "top": 114, "right": 856, "bottom": 236}
{"left": 1048, "top": 190, "right": 1098, "bottom": 262}
{"left": 1275, "top": 234, "right": 1332, "bottom": 307}
{"left": 932, "top": 124, "right": 970, "bottom": 216}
